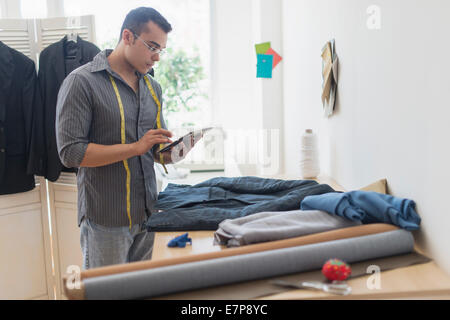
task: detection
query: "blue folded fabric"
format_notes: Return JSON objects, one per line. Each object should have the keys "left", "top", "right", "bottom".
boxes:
{"left": 300, "top": 191, "right": 421, "bottom": 230}
{"left": 167, "top": 233, "right": 192, "bottom": 248}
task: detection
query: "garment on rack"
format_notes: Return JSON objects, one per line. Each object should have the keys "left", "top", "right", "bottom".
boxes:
{"left": 145, "top": 176, "right": 336, "bottom": 231}
{"left": 0, "top": 41, "right": 46, "bottom": 195}
{"left": 214, "top": 209, "right": 361, "bottom": 247}
{"left": 38, "top": 35, "right": 100, "bottom": 182}
{"left": 300, "top": 190, "right": 421, "bottom": 230}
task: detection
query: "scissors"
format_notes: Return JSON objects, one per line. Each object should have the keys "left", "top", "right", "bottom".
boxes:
{"left": 270, "top": 279, "right": 352, "bottom": 296}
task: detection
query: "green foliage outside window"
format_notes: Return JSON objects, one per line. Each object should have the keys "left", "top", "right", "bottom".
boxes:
{"left": 154, "top": 46, "right": 207, "bottom": 127}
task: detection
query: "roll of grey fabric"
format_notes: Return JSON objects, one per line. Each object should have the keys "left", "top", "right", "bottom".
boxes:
{"left": 84, "top": 229, "right": 414, "bottom": 300}
{"left": 214, "top": 210, "right": 362, "bottom": 247}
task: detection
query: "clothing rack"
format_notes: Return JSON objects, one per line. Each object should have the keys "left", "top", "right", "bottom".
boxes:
{"left": 0, "top": 19, "right": 37, "bottom": 61}
{"left": 0, "top": 14, "right": 96, "bottom": 300}
{"left": 0, "top": 16, "right": 95, "bottom": 62}
{"left": 36, "top": 16, "right": 95, "bottom": 51}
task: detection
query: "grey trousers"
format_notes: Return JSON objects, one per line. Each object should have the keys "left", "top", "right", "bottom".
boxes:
{"left": 80, "top": 217, "right": 155, "bottom": 270}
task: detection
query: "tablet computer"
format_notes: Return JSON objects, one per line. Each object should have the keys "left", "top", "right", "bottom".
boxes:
{"left": 156, "top": 127, "right": 214, "bottom": 154}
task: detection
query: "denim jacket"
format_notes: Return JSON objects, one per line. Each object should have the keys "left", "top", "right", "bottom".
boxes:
{"left": 145, "top": 176, "right": 335, "bottom": 231}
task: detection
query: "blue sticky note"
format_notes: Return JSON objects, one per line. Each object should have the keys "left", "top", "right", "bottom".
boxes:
{"left": 257, "top": 54, "right": 273, "bottom": 78}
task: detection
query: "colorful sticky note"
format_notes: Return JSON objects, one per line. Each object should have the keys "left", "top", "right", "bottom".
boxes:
{"left": 255, "top": 42, "right": 271, "bottom": 55}
{"left": 256, "top": 54, "right": 273, "bottom": 78}
{"left": 265, "top": 47, "right": 282, "bottom": 69}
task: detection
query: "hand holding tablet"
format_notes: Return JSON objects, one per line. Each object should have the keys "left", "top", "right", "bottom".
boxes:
{"left": 156, "top": 127, "right": 214, "bottom": 154}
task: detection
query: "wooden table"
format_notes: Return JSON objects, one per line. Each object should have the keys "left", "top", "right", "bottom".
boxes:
{"left": 153, "top": 175, "right": 450, "bottom": 299}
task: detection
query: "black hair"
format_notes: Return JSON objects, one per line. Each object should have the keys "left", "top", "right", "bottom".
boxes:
{"left": 119, "top": 7, "right": 172, "bottom": 42}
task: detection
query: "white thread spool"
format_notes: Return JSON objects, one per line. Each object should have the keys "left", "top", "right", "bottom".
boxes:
{"left": 299, "top": 129, "right": 320, "bottom": 178}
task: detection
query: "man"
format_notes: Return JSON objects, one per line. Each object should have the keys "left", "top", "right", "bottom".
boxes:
{"left": 56, "top": 7, "right": 191, "bottom": 269}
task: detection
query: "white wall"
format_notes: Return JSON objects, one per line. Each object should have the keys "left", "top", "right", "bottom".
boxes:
{"left": 282, "top": 0, "right": 450, "bottom": 273}
{"left": 211, "top": 0, "right": 258, "bottom": 131}
{"left": 211, "top": 0, "right": 284, "bottom": 175}
{"left": 256, "top": 0, "right": 284, "bottom": 175}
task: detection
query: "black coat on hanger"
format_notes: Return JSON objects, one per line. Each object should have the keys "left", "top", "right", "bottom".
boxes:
{"left": 38, "top": 35, "right": 100, "bottom": 182}
{"left": 0, "top": 41, "right": 46, "bottom": 195}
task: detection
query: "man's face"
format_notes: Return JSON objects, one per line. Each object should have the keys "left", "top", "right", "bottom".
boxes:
{"left": 124, "top": 20, "right": 168, "bottom": 75}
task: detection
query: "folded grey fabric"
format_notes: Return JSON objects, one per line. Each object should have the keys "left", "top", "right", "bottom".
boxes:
{"left": 214, "top": 210, "right": 362, "bottom": 247}
{"left": 83, "top": 229, "right": 414, "bottom": 300}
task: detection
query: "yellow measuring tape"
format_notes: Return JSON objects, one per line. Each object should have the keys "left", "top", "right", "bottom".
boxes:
{"left": 143, "top": 76, "right": 168, "bottom": 175}
{"left": 109, "top": 74, "right": 168, "bottom": 229}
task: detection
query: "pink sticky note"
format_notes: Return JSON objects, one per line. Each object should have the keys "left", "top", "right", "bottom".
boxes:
{"left": 265, "top": 48, "right": 282, "bottom": 69}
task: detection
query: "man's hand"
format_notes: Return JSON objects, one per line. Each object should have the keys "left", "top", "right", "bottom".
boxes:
{"left": 79, "top": 128, "right": 173, "bottom": 168}
{"left": 133, "top": 128, "right": 173, "bottom": 156}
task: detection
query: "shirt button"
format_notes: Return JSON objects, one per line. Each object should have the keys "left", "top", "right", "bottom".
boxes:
{"left": 0, "top": 148, "right": 5, "bottom": 153}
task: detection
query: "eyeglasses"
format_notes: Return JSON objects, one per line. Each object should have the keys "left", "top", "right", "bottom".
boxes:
{"left": 132, "top": 32, "right": 166, "bottom": 56}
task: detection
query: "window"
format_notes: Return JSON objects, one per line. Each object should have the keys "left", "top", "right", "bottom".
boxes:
{"left": 21, "top": 0, "right": 47, "bottom": 18}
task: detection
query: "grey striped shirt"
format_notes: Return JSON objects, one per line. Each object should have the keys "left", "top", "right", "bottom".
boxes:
{"left": 55, "top": 49, "right": 167, "bottom": 228}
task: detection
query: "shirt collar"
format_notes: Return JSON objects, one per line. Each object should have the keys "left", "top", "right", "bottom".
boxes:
{"left": 90, "top": 49, "right": 145, "bottom": 80}
{"left": 90, "top": 49, "right": 111, "bottom": 73}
